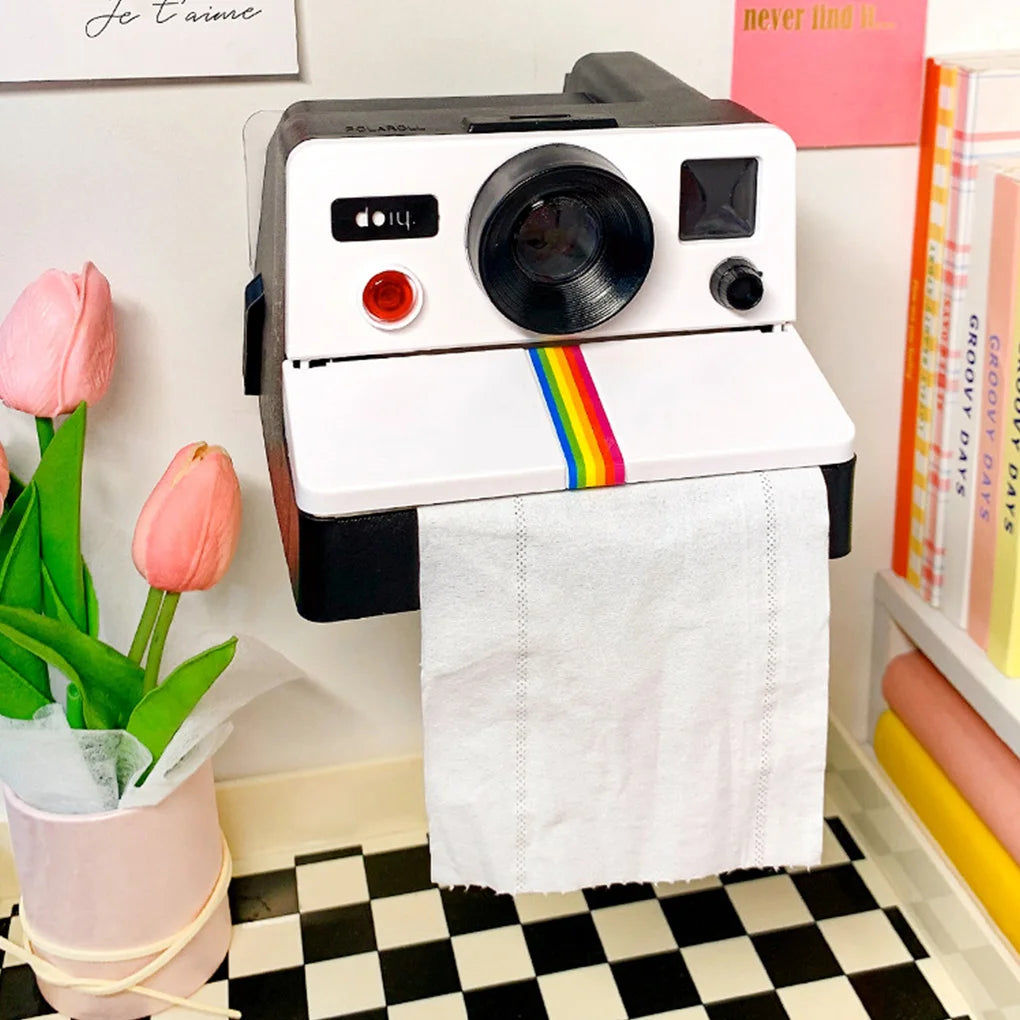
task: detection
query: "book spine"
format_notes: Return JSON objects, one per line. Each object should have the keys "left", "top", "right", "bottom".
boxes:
{"left": 942, "top": 161, "right": 996, "bottom": 627}
{"left": 938, "top": 162, "right": 995, "bottom": 624}
{"left": 923, "top": 67, "right": 970, "bottom": 604}
{"left": 926, "top": 69, "right": 977, "bottom": 609}
{"left": 970, "top": 170, "right": 1018, "bottom": 646}
{"left": 915, "top": 64, "right": 959, "bottom": 596}
{"left": 893, "top": 59, "right": 943, "bottom": 579}
{"left": 984, "top": 175, "right": 1020, "bottom": 670}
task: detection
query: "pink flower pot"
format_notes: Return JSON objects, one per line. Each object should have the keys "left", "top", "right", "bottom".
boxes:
{"left": 2, "top": 759, "right": 231, "bottom": 1019}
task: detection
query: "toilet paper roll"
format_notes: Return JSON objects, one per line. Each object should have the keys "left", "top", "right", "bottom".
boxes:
{"left": 418, "top": 466, "right": 832, "bottom": 894}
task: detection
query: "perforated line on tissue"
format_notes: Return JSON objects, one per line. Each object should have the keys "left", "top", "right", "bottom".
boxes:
{"left": 513, "top": 496, "right": 529, "bottom": 892}
{"left": 753, "top": 473, "right": 779, "bottom": 866}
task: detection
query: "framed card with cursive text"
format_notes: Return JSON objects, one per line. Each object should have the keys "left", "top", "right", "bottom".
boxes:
{"left": 0, "top": 0, "right": 298, "bottom": 82}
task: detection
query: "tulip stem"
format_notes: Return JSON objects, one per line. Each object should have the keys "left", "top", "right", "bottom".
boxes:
{"left": 65, "top": 684, "right": 85, "bottom": 730}
{"left": 129, "top": 586, "right": 163, "bottom": 664}
{"left": 35, "top": 417, "right": 55, "bottom": 456}
{"left": 142, "top": 591, "right": 180, "bottom": 695}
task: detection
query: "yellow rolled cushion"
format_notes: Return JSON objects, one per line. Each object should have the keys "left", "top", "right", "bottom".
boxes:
{"left": 874, "top": 709, "right": 1020, "bottom": 951}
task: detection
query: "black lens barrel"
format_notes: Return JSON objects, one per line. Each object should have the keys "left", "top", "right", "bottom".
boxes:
{"left": 468, "top": 144, "right": 654, "bottom": 336}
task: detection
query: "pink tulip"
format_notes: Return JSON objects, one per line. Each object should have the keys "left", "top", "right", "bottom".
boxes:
{"left": 0, "top": 262, "right": 116, "bottom": 417}
{"left": 132, "top": 443, "right": 242, "bottom": 593}
{"left": 0, "top": 443, "right": 8, "bottom": 505}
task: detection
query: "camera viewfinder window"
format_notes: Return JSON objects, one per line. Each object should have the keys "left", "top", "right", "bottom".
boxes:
{"left": 679, "top": 158, "right": 758, "bottom": 240}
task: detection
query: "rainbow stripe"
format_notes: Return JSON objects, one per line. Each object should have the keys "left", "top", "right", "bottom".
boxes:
{"left": 528, "top": 345, "right": 625, "bottom": 489}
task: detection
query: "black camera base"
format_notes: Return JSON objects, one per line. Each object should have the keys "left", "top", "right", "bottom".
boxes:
{"left": 288, "top": 456, "right": 854, "bottom": 623}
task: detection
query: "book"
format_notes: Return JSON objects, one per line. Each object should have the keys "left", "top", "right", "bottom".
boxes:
{"left": 729, "top": 0, "right": 928, "bottom": 149}
{"left": 925, "top": 54, "right": 1020, "bottom": 610}
{"left": 983, "top": 172, "right": 1020, "bottom": 670}
{"left": 944, "top": 162, "right": 1020, "bottom": 629}
{"left": 913, "top": 63, "right": 959, "bottom": 596}
{"left": 893, "top": 59, "right": 945, "bottom": 579}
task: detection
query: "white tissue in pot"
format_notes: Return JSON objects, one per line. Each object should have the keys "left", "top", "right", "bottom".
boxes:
{"left": 0, "top": 705, "right": 151, "bottom": 814}
{"left": 121, "top": 634, "right": 306, "bottom": 809}
{"left": 0, "top": 635, "right": 306, "bottom": 814}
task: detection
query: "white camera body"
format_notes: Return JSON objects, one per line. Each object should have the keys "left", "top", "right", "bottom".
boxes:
{"left": 284, "top": 123, "right": 796, "bottom": 361}
{"left": 246, "top": 52, "right": 855, "bottom": 621}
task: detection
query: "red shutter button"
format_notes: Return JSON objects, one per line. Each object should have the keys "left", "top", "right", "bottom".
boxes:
{"left": 362, "top": 268, "right": 422, "bottom": 329}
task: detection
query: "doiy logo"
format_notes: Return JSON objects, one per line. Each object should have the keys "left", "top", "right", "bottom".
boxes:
{"left": 355, "top": 206, "right": 414, "bottom": 231}
{"left": 332, "top": 195, "right": 439, "bottom": 242}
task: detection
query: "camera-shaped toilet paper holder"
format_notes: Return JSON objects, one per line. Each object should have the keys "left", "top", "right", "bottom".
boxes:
{"left": 244, "top": 51, "right": 856, "bottom": 623}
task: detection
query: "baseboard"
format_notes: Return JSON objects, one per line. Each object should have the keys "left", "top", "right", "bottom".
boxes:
{"left": 217, "top": 753, "right": 427, "bottom": 875}
{"left": 0, "top": 753, "right": 427, "bottom": 898}
{"left": 826, "top": 715, "right": 1020, "bottom": 1019}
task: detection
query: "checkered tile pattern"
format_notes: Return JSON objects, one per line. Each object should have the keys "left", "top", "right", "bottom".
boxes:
{"left": 0, "top": 816, "right": 973, "bottom": 1020}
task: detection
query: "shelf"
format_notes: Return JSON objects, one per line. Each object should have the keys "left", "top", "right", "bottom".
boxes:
{"left": 874, "top": 569, "right": 1020, "bottom": 759}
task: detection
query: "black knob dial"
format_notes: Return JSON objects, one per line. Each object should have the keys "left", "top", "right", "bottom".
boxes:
{"left": 710, "top": 257, "right": 764, "bottom": 312}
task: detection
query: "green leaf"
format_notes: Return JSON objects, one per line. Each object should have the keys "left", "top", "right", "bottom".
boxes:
{"left": 83, "top": 563, "right": 100, "bottom": 638}
{"left": 0, "top": 606, "right": 143, "bottom": 730}
{"left": 0, "top": 482, "right": 35, "bottom": 580}
{"left": 0, "top": 486, "right": 49, "bottom": 699}
{"left": 126, "top": 637, "right": 237, "bottom": 765}
{"left": 0, "top": 655, "right": 49, "bottom": 720}
{"left": 34, "top": 402, "right": 88, "bottom": 632}
{"left": 42, "top": 557, "right": 101, "bottom": 640}
{"left": 41, "top": 561, "right": 76, "bottom": 626}
{"left": 4, "top": 471, "right": 25, "bottom": 511}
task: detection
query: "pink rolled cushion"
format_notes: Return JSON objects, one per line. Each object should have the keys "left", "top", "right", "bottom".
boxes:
{"left": 883, "top": 650, "right": 1020, "bottom": 862}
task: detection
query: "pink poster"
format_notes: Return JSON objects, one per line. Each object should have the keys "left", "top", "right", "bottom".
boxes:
{"left": 731, "top": 0, "right": 929, "bottom": 148}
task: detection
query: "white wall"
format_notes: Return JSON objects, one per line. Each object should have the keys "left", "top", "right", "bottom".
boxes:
{"left": 2, "top": 0, "right": 1018, "bottom": 780}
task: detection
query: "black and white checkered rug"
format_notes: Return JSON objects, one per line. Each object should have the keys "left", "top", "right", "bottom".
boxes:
{"left": 0, "top": 815, "right": 972, "bottom": 1019}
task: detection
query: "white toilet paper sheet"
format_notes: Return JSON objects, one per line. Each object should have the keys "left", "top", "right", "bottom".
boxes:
{"left": 418, "top": 467, "right": 831, "bottom": 894}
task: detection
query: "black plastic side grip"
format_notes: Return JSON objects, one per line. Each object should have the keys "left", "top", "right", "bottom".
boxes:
{"left": 296, "top": 508, "right": 420, "bottom": 623}
{"left": 292, "top": 458, "right": 856, "bottom": 622}
{"left": 822, "top": 455, "right": 855, "bottom": 560}
{"left": 243, "top": 275, "right": 266, "bottom": 397}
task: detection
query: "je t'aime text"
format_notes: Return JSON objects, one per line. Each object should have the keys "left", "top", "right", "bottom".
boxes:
{"left": 85, "top": 0, "right": 262, "bottom": 38}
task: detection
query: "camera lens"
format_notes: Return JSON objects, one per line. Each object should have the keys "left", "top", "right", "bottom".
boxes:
{"left": 514, "top": 196, "right": 602, "bottom": 284}
{"left": 468, "top": 145, "right": 653, "bottom": 335}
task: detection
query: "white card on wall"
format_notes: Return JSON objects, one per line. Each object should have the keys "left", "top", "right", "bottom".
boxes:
{"left": 0, "top": 0, "right": 298, "bottom": 82}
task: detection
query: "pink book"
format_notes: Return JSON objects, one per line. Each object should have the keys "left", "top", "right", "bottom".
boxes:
{"left": 969, "top": 171, "right": 1020, "bottom": 648}
{"left": 729, "top": 0, "right": 928, "bottom": 148}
